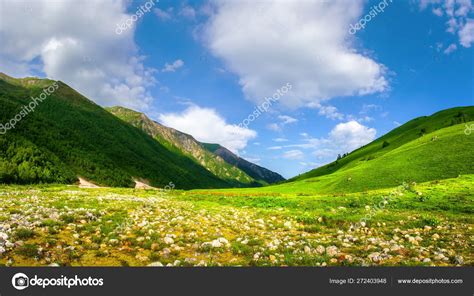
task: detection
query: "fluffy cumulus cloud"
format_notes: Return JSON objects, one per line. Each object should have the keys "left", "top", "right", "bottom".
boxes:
{"left": 0, "top": 0, "right": 156, "bottom": 110}
{"left": 271, "top": 121, "right": 376, "bottom": 164}
{"left": 329, "top": 121, "right": 377, "bottom": 152}
{"left": 158, "top": 105, "right": 256, "bottom": 153}
{"left": 314, "top": 104, "right": 345, "bottom": 120}
{"left": 202, "top": 0, "right": 389, "bottom": 108}
{"left": 419, "top": 0, "right": 474, "bottom": 48}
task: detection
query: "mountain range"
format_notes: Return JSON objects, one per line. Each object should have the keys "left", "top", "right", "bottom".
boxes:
{"left": 0, "top": 73, "right": 473, "bottom": 191}
{"left": 107, "top": 106, "right": 284, "bottom": 186}
{"left": 0, "top": 73, "right": 282, "bottom": 188}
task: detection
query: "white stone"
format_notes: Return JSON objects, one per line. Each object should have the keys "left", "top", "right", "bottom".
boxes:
{"left": 326, "top": 246, "right": 338, "bottom": 257}
{"left": 316, "top": 245, "right": 325, "bottom": 254}
{"left": 163, "top": 237, "right": 174, "bottom": 245}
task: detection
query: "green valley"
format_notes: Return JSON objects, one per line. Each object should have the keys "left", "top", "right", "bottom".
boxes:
{"left": 0, "top": 73, "right": 280, "bottom": 189}
{"left": 0, "top": 74, "right": 473, "bottom": 267}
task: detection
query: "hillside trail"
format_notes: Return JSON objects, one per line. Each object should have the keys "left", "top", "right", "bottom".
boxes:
{"left": 133, "top": 179, "right": 157, "bottom": 189}
{"left": 78, "top": 177, "right": 101, "bottom": 188}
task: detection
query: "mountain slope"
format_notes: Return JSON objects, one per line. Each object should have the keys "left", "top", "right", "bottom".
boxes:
{"left": 0, "top": 73, "right": 229, "bottom": 189}
{"left": 220, "top": 120, "right": 474, "bottom": 195}
{"left": 202, "top": 143, "right": 286, "bottom": 184}
{"left": 292, "top": 106, "right": 474, "bottom": 182}
{"left": 274, "top": 122, "right": 474, "bottom": 194}
{"left": 107, "top": 106, "right": 260, "bottom": 187}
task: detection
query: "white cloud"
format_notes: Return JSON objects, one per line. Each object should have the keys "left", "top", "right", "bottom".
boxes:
{"left": 444, "top": 43, "right": 458, "bottom": 53}
{"left": 300, "top": 132, "right": 309, "bottom": 138}
{"left": 154, "top": 7, "right": 173, "bottom": 21}
{"left": 273, "top": 138, "right": 288, "bottom": 142}
{"left": 0, "top": 0, "right": 155, "bottom": 110}
{"left": 329, "top": 121, "right": 377, "bottom": 152}
{"left": 315, "top": 104, "right": 345, "bottom": 120}
{"left": 154, "top": 6, "right": 196, "bottom": 21}
{"left": 273, "top": 121, "right": 376, "bottom": 164}
{"left": 311, "top": 103, "right": 379, "bottom": 122}
{"left": 158, "top": 105, "right": 256, "bottom": 153}
{"left": 282, "top": 150, "right": 304, "bottom": 160}
{"left": 243, "top": 157, "right": 261, "bottom": 164}
{"left": 278, "top": 115, "right": 298, "bottom": 124}
{"left": 267, "top": 115, "right": 298, "bottom": 131}
{"left": 357, "top": 116, "right": 374, "bottom": 123}
{"left": 360, "top": 104, "right": 382, "bottom": 114}
{"left": 433, "top": 7, "right": 444, "bottom": 16}
{"left": 267, "top": 115, "right": 298, "bottom": 132}
{"left": 267, "top": 123, "right": 281, "bottom": 132}
{"left": 202, "top": 0, "right": 389, "bottom": 108}
{"left": 180, "top": 6, "right": 196, "bottom": 19}
{"left": 162, "top": 59, "right": 184, "bottom": 72}
{"left": 420, "top": 0, "right": 474, "bottom": 48}
{"left": 299, "top": 161, "right": 321, "bottom": 168}
{"left": 459, "top": 19, "right": 474, "bottom": 47}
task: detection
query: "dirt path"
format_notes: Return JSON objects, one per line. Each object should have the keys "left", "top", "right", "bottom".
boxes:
{"left": 78, "top": 177, "right": 157, "bottom": 189}
{"left": 134, "top": 179, "right": 157, "bottom": 189}
{"left": 78, "top": 177, "right": 100, "bottom": 188}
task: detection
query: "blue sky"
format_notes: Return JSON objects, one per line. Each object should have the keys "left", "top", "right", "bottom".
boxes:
{"left": 1, "top": 0, "right": 473, "bottom": 178}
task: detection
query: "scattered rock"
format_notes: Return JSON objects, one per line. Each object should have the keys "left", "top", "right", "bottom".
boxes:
{"left": 163, "top": 237, "right": 174, "bottom": 245}
{"left": 326, "top": 246, "right": 338, "bottom": 257}
{"left": 148, "top": 262, "right": 163, "bottom": 267}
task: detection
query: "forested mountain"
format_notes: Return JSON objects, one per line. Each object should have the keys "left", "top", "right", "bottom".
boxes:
{"left": 0, "top": 73, "right": 230, "bottom": 189}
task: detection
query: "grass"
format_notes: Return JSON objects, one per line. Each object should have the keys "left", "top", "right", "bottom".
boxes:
{"left": 291, "top": 106, "right": 474, "bottom": 183}
{"left": 107, "top": 106, "right": 260, "bottom": 187}
{"left": 209, "top": 122, "right": 473, "bottom": 195}
{"left": 0, "top": 73, "right": 230, "bottom": 189}
{"left": 14, "top": 228, "right": 35, "bottom": 240}
{"left": 0, "top": 175, "right": 472, "bottom": 266}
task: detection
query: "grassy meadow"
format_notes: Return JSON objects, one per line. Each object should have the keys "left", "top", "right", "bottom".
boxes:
{"left": 0, "top": 174, "right": 472, "bottom": 267}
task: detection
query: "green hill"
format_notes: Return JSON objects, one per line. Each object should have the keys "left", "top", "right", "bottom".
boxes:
{"left": 277, "top": 122, "right": 474, "bottom": 194}
{"left": 0, "top": 73, "right": 230, "bottom": 189}
{"left": 107, "top": 106, "right": 262, "bottom": 187}
{"left": 211, "top": 119, "right": 473, "bottom": 195}
{"left": 291, "top": 106, "right": 474, "bottom": 182}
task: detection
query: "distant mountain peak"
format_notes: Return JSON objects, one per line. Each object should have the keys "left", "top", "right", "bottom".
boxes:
{"left": 107, "top": 106, "right": 281, "bottom": 187}
{"left": 201, "top": 143, "right": 285, "bottom": 184}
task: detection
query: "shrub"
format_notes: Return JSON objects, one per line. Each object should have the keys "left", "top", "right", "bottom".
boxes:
{"left": 60, "top": 214, "right": 76, "bottom": 223}
{"left": 15, "top": 228, "right": 35, "bottom": 240}
{"left": 17, "top": 244, "right": 39, "bottom": 258}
